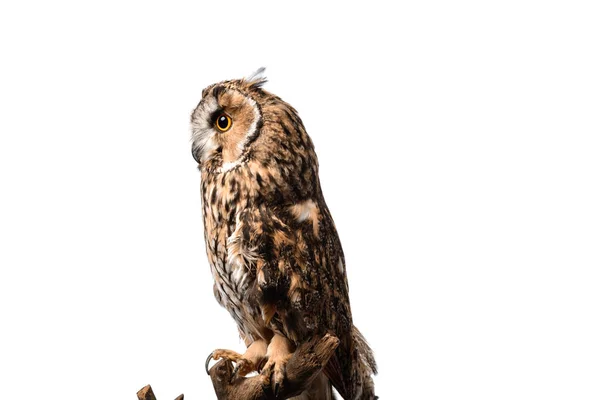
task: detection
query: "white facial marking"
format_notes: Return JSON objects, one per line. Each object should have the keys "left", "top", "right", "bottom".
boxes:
{"left": 220, "top": 160, "right": 241, "bottom": 173}
{"left": 191, "top": 95, "right": 219, "bottom": 162}
{"left": 237, "top": 95, "right": 261, "bottom": 153}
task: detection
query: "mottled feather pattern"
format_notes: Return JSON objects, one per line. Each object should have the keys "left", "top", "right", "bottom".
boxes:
{"left": 191, "top": 71, "right": 376, "bottom": 399}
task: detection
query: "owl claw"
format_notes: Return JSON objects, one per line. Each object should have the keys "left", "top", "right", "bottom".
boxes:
{"left": 261, "top": 378, "right": 271, "bottom": 397}
{"left": 234, "top": 358, "right": 256, "bottom": 382}
{"left": 205, "top": 349, "right": 250, "bottom": 376}
{"left": 205, "top": 351, "right": 215, "bottom": 375}
{"left": 229, "top": 366, "right": 238, "bottom": 384}
{"left": 260, "top": 354, "right": 289, "bottom": 396}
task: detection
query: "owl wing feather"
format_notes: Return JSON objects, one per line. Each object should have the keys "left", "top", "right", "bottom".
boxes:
{"left": 234, "top": 201, "right": 353, "bottom": 398}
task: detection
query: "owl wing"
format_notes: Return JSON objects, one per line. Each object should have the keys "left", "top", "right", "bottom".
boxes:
{"left": 233, "top": 201, "right": 353, "bottom": 397}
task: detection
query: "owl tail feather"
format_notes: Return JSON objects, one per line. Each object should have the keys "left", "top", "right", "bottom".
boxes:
{"left": 353, "top": 326, "right": 377, "bottom": 375}
{"left": 323, "top": 326, "right": 377, "bottom": 400}
{"left": 352, "top": 325, "right": 378, "bottom": 399}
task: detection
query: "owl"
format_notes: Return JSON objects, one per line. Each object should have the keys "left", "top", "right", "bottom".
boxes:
{"left": 191, "top": 69, "right": 377, "bottom": 400}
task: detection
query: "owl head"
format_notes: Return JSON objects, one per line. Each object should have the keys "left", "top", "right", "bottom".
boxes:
{"left": 190, "top": 68, "right": 266, "bottom": 169}
{"left": 190, "top": 69, "right": 316, "bottom": 176}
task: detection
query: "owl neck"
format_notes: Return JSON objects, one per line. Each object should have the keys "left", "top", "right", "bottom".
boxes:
{"left": 201, "top": 155, "right": 319, "bottom": 213}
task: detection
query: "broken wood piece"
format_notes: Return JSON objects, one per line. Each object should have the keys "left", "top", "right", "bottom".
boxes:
{"left": 137, "top": 385, "right": 157, "bottom": 400}
{"left": 136, "top": 385, "right": 183, "bottom": 400}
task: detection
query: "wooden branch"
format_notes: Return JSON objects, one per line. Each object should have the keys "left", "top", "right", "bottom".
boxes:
{"left": 136, "top": 334, "right": 338, "bottom": 400}
{"left": 136, "top": 385, "right": 183, "bottom": 400}
{"left": 208, "top": 333, "right": 340, "bottom": 400}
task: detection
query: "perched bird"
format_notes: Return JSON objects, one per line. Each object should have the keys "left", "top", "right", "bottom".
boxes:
{"left": 191, "top": 69, "right": 377, "bottom": 399}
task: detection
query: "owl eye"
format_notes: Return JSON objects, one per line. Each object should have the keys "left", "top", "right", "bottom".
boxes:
{"left": 215, "top": 114, "right": 232, "bottom": 132}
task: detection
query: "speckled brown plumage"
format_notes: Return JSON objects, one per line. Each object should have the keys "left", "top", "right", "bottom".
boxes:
{"left": 191, "top": 70, "right": 377, "bottom": 399}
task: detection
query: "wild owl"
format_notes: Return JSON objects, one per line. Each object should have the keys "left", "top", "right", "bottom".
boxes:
{"left": 191, "top": 69, "right": 377, "bottom": 399}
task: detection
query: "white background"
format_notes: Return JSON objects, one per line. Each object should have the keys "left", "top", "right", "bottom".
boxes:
{"left": 0, "top": 1, "right": 599, "bottom": 399}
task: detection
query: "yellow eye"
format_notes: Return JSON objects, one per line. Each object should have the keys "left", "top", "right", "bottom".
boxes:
{"left": 215, "top": 114, "right": 232, "bottom": 132}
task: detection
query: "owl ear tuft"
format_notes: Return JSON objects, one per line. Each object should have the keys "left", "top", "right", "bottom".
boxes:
{"left": 246, "top": 67, "right": 267, "bottom": 89}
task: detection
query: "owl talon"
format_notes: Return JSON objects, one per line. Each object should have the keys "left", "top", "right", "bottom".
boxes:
{"left": 260, "top": 354, "right": 290, "bottom": 396}
{"left": 230, "top": 358, "right": 255, "bottom": 383}
{"left": 259, "top": 333, "right": 293, "bottom": 396}
{"left": 229, "top": 367, "right": 238, "bottom": 384}
{"left": 205, "top": 351, "right": 215, "bottom": 375}
{"left": 205, "top": 349, "right": 245, "bottom": 375}
{"left": 261, "top": 376, "right": 271, "bottom": 396}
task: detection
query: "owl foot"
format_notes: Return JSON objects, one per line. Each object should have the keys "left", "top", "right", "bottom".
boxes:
{"left": 260, "top": 354, "right": 292, "bottom": 396}
{"left": 260, "top": 334, "right": 294, "bottom": 396}
{"left": 206, "top": 339, "right": 268, "bottom": 381}
{"left": 205, "top": 349, "right": 245, "bottom": 375}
